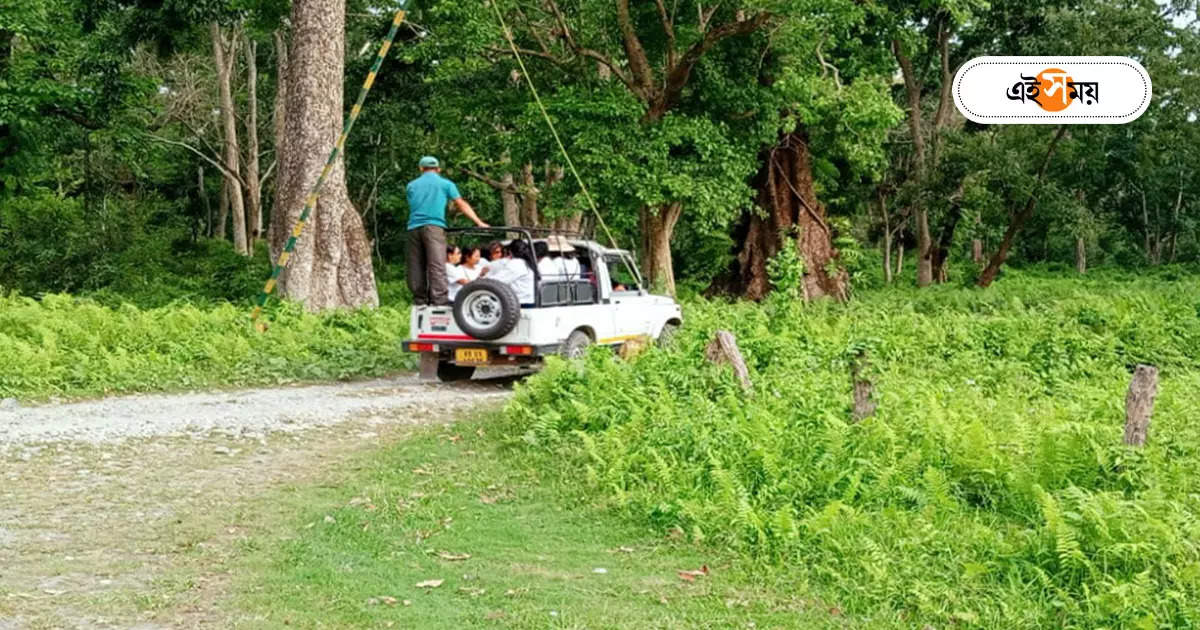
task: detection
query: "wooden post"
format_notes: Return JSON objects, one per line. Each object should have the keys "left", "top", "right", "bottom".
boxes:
{"left": 1123, "top": 364, "right": 1158, "bottom": 447}
{"left": 705, "top": 331, "right": 751, "bottom": 390}
{"left": 851, "top": 350, "right": 876, "bottom": 422}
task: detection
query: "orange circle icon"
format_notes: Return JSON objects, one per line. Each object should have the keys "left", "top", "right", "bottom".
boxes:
{"left": 1033, "top": 68, "right": 1075, "bottom": 112}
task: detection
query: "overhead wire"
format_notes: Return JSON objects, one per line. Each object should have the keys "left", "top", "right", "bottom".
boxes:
{"left": 486, "top": 0, "right": 645, "bottom": 287}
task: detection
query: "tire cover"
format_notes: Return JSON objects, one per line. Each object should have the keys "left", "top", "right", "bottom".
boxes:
{"left": 453, "top": 278, "right": 521, "bottom": 340}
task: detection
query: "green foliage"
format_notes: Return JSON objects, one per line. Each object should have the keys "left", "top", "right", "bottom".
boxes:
{"left": 766, "top": 232, "right": 806, "bottom": 301}
{"left": 505, "top": 274, "right": 1200, "bottom": 627}
{"left": 0, "top": 295, "right": 414, "bottom": 400}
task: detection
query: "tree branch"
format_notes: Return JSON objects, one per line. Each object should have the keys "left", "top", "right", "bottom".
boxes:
{"left": 654, "top": 0, "right": 677, "bottom": 71}
{"left": 892, "top": 38, "right": 925, "bottom": 177}
{"left": 145, "top": 133, "right": 247, "bottom": 189}
{"left": 616, "top": 0, "right": 657, "bottom": 99}
{"left": 460, "top": 166, "right": 517, "bottom": 192}
{"left": 656, "top": 12, "right": 771, "bottom": 115}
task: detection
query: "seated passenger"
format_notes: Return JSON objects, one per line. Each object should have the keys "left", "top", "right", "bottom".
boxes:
{"left": 460, "top": 246, "right": 484, "bottom": 283}
{"left": 446, "top": 246, "right": 468, "bottom": 301}
{"left": 543, "top": 235, "right": 578, "bottom": 279}
{"left": 535, "top": 241, "right": 565, "bottom": 281}
{"left": 487, "top": 240, "right": 536, "bottom": 307}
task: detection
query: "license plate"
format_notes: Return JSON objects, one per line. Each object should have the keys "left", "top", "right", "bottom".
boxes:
{"left": 455, "top": 348, "right": 489, "bottom": 364}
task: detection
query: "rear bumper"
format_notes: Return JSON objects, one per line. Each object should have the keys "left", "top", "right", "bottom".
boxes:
{"left": 402, "top": 338, "right": 559, "bottom": 365}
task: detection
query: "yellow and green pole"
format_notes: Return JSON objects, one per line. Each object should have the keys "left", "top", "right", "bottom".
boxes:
{"left": 251, "top": 9, "right": 406, "bottom": 330}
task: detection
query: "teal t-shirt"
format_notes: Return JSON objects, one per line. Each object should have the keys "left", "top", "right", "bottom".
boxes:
{"left": 405, "top": 172, "right": 462, "bottom": 230}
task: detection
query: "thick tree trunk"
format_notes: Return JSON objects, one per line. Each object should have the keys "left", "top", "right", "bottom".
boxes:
{"left": 712, "top": 130, "right": 847, "bottom": 301}
{"left": 212, "top": 22, "right": 248, "bottom": 255}
{"left": 641, "top": 202, "right": 681, "bottom": 295}
{"left": 978, "top": 126, "right": 1067, "bottom": 288}
{"left": 217, "top": 177, "right": 230, "bottom": 239}
{"left": 268, "top": 0, "right": 378, "bottom": 310}
{"left": 243, "top": 36, "right": 263, "bottom": 244}
{"left": 1076, "top": 237, "right": 1087, "bottom": 274}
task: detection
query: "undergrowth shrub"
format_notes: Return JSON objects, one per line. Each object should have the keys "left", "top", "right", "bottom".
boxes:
{"left": 0, "top": 294, "right": 414, "bottom": 399}
{"left": 505, "top": 275, "right": 1200, "bottom": 627}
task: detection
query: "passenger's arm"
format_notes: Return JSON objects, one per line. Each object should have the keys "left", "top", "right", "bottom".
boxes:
{"left": 453, "top": 198, "right": 488, "bottom": 227}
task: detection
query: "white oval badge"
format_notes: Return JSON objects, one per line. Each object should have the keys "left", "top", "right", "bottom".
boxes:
{"left": 953, "top": 56, "right": 1151, "bottom": 124}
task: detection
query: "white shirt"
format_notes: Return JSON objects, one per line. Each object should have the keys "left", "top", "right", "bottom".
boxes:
{"left": 489, "top": 257, "right": 536, "bottom": 305}
{"left": 562, "top": 256, "right": 581, "bottom": 279}
{"left": 446, "top": 263, "right": 469, "bottom": 300}
{"left": 461, "top": 263, "right": 483, "bottom": 283}
{"left": 538, "top": 257, "right": 567, "bottom": 281}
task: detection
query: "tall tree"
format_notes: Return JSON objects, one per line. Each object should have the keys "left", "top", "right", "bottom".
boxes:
{"left": 268, "top": 0, "right": 377, "bottom": 310}
{"left": 211, "top": 21, "right": 249, "bottom": 254}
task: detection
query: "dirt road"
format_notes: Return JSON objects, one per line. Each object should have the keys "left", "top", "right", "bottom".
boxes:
{"left": 0, "top": 374, "right": 515, "bottom": 629}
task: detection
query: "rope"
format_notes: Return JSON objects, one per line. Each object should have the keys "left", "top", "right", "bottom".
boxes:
{"left": 486, "top": 2, "right": 644, "bottom": 287}
{"left": 251, "top": 9, "right": 407, "bottom": 330}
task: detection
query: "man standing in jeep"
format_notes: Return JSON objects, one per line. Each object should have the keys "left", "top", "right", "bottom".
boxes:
{"left": 405, "top": 156, "right": 489, "bottom": 305}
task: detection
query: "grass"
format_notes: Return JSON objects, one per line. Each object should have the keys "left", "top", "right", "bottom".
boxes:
{"left": 0, "top": 292, "right": 415, "bottom": 400}
{"left": 232, "top": 417, "right": 863, "bottom": 629}
{"left": 505, "top": 272, "right": 1200, "bottom": 628}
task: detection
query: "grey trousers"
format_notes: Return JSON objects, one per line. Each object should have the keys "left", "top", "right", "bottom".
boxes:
{"left": 407, "top": 225, "right": 448, "bottom": 305}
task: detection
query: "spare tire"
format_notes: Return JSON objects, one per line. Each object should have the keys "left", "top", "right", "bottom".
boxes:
{"left": 453, "top": 278, "right": 521, "bottom": 340}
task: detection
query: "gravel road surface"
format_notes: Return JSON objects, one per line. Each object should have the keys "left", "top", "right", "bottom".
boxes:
{"left": 0, "top": 372, "right": 518, "bottom": 629}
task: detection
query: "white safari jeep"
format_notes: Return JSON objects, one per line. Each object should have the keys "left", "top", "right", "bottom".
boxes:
{"left": 404, "top": 228, "right": 682, "bottom": 381}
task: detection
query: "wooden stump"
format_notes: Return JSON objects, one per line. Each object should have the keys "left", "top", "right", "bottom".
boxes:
{"left": 1123, "top": 364, "right": 1158, "bottom": 447}
{"left": 705, "top": 330, "right": 752, "bottom": 390}
{"left": 619, "top": 335, "right": 650, "bottom": 360}
{"left": 851, "top": 351, "right": 877, "bottom": 422}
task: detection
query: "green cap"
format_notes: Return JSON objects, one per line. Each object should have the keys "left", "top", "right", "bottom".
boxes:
{"left": 418, "top": 156, "right": 440, "bottom": 168}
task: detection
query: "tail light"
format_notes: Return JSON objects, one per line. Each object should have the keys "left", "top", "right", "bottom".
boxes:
{"left": 503, "top": 345, "right": 534, "bottom": 355}
{"left": 408, "top": 342, "right": 436, "bottom": 352}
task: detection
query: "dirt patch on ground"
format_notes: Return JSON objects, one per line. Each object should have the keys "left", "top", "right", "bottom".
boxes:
{"left": 0, "top": 375, "right": 514, "bottom": 629}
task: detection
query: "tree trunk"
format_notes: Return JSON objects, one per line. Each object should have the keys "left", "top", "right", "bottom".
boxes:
{"left": 892, "top": 39, "right": 934, "bottom": 288}
{"left": 270, "top": 28, "right": 288, "bottom": 234}
{"left": 978, "top": 126, "right": 1067, "bottom": 288}
{"left": 879, "top": 191, "right": 893, "bottom": 285}
{"left": 212, "top": 22, "right": 248, "bottom": 255}
{"left": 519, "top": 162, "right": 539, "bottom": 227}
{"left": 243, "top": 35, "right": 263, "bottom": 244}
{"left": 500, "top": 172, "right": 520, "bottom": 226}
{"left": 712, "top": 130, "right": 847, "bottom": 301}
{"left": 896, "top": 237, "right": 905, "bottom": 277}
{"left": 198, "top": 166, "right": 212, "bottom": 237}
{"left": 217, "top": 177, "right": 230, "bottom": 239}
{"left": 972, "top": 239, "right": 984, "bottom": 264}
{"left": 1075, "top": 237, "right": 1087, "bottom": 274}
{"left": 931, "top": 181, "right": 966, "bottom": 284}
{"left": 641, "top": 202, "right": 681, "bottom": 295}
{"left": 268, "top": 0, "right": 378, "bottom": 311}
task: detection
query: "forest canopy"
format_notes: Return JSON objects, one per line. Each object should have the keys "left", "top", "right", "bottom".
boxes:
{"left": 1, "top": 0, "right": 1197, "bottom": 304}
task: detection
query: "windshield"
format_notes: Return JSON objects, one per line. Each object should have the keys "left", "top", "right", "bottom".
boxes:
{"left": 605, "top": 255, "right": 639, "bottom": 292}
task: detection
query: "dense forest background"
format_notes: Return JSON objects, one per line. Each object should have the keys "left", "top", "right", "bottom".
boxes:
{"left": 1, "top": 0, "right": 1198, "bottom": 306}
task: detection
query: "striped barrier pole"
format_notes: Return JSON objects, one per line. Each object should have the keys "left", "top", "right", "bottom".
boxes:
{"left": 251, "top": 9, "right": 406, "bottom": 331}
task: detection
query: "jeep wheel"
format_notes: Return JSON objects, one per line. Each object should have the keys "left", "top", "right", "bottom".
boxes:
{"left": 436, "top": 361, "right": 476, "bottom": 382}
{"left": 561, "top": 329, "right": 592, "bottom": 359}
{"left": 453, "top": 278, "right": 521, "bottom": 340}
{"left": 657, "top": 322, "right": 680, "bottom": 349}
